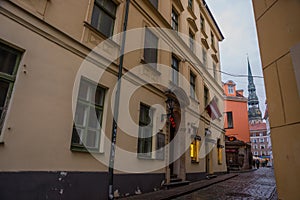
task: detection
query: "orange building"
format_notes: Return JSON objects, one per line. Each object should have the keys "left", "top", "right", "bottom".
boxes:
{"left": 223, "top": 80, "right": 250, "bottom": 142}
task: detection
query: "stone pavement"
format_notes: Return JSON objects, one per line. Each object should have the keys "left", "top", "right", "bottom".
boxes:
{"left": 174, "top": 168, "right": 277, "bottom": 200}
{"left": 120, "top": 173, "right": 238, "bottom": 200}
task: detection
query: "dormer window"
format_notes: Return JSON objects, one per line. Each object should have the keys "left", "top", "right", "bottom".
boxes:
{"left": 228, "top": 85, "right": 234, "bottom": 94}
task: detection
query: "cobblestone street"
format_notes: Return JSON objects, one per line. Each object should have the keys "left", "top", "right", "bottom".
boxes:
{"left": 174, "top": 168, "right": 277, "bottom": 200}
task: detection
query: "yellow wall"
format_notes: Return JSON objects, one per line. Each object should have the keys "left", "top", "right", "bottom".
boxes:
{"left": 0, "top": 0, "right": 226, "bottom": 175}
{"left": 252, "top": 0, "right": 300, "bottom": 198}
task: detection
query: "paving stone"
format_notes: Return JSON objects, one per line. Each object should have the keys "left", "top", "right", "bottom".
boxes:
{"left": 174, "top": 168, "right": 277, "bottom": 200}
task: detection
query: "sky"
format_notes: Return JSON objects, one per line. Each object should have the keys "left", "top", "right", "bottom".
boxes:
{"left": 205, "top": 0, "right": 267, "bottom": 114}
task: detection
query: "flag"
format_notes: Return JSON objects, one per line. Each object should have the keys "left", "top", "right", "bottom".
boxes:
{"left": 205, "top": 97, "right": 222, "bottom": 120}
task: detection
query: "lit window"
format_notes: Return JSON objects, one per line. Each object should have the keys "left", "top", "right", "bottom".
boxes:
{"left": 217, "top": 139, "right": 223, "bottom": 164}
{"left": 91, "top": 0, "right": 117, "bottom": 37}
{"left": 190, "top": 137, "right": 200, "bottom": 163}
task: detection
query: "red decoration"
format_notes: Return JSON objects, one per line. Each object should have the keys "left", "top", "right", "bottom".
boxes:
{"left": 169, "top": 115, "right": 176, "bottom": 129}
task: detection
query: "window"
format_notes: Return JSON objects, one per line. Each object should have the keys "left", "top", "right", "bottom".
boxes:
{"left": 91, "top": 0, "right": 117, "bottom": 38}
{"left": 204, "top": 86, "right": 209, "bottom": 106}
{"left": 138, "top": 103, "right": 153, "bottom": 158}
{"left": 202, "top": 48, "right": 207, "bottom": 67}
{"left": 189, "top": 30, "right": 195, "bottom": 52}
{"left": 254, "top": 151, "right": 258, "bottom": 156}
{"left": 253, "top": 145, "right": 258, "bottom": 149}
{"left": 144, "top": 28, "right": 158, "bottom": 69}
{"left": 259, "top": 138, "right": 264, "bottom": 143}
{"left": 0, "top": 42, "right": 22, "bottom": 136}
{"left": 213, "top": 62, "right": 217, "bottom": 79}
{"left": 200, "top": 15, "right": 205, "bottom": 31}
{"left": 259, "top": 133, "right": 263, "bottom": 136}
{"left": 149, "top": 0, "right": 158, "bottom": 9}
{"left": 211, "top": 31, "right": 215, "bottom": 46}
{"left": 226, "top": 112, "right": 233, "bottom": 129}
{"left": 190, "top": 72, "right": 196, "bottom": 99}
{"left": 190, "top": 137, "right": 200, "bottom": 163}
{"left": 217, "top": 139, "right": 223, "bottom": 165}
{"left": 171, "top": 55, "right": 179, "bottom": 85}
{"left": 188, "top": 0, "right": 193, "bottom": 10}
{"left": 72, "top": 78, "right": 106, "bottom": 151}
{"left": 171, "top": 9, "right": 179, "bottom": 31}
{"left": 253, "top": 139, "right": 257, "bottom": 143}
{"left": 261, "top": 145, "right": 265, "bottom": 149}
{"left": 228, "top": 85, "right": 234, "bottom": 94}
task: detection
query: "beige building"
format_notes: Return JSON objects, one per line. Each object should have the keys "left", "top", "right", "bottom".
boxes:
{"left": 252, "top": 0, "right": 300, "bottom": 199}
{"left": 0, "top": 0, "right": 226, "bottom": 198}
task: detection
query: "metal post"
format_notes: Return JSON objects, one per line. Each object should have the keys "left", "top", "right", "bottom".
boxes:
{"left": 108, "top": 0, "right": 130, "bottom": 199}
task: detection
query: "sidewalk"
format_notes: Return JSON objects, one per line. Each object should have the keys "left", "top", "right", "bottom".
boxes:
{"left": 120, "top": 173, "right": 238, "bottom": 200}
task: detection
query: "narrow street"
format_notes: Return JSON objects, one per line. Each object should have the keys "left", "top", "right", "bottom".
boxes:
{"left": 174, "top": 168, "right": 277, "bottom": 200}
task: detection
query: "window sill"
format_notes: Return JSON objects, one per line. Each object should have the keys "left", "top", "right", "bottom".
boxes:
{"left": 83, "top": 21, "right": 120, "bottom": 48}
{"left": 211, "top": 44, "right": 217, "bottom": 53}
{"left": 169, "top": 80, "right": 179, "bottom": 87}
{"left": 191, "top": 160, "right": 199, "bottom": 164}
{"left": 140, "top": 59, "right": 161, "bottom": 76}
{"left": 201, "top": 28, "right": 208, "bottom": 39}
{"left": 71, "top": 146, "right": 104, "bottom": 154}
{"left": 187, "top": 7, "right": 197, "bottom": 20}
{"left": 201, "top": 38, "right": 209, "bottom": 50}
{"left": 190, "top": 96, "right": 200, "bottom": 104}
{"left": 211, "top": 54, "right": 219, "bottom": 63}
{"left": 137, "top": 155, "right": 154, "bottom": 160}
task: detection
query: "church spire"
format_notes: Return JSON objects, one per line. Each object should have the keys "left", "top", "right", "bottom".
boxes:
{"left": 247, "top": 57, "right": 262, "bottom": 122}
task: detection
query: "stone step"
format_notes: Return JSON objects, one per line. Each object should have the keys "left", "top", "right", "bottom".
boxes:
{"left": 170, "top": 178, "right": 182, "bottom": 183}
{"left": 163, "top": 180, "right": 190, "bottom": 189}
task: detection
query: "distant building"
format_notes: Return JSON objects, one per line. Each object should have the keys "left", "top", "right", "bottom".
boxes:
{"left": 249, "top": 122, "right": 271, "bottom": 158}
{"left": 223, "top": 80, "right": 251, "bottom": 170}
{"left": 263, "top": 101, "right": 272, "bottom": 165}
{"left": 223, "top": 80, "right": 250, "bottom": 142}
{"left": 247, "top": 58, "right": 270, "bottom": 161}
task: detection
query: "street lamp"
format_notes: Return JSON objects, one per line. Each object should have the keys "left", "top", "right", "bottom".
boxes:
{"left": 166, "top": 96, "right": 175, "bottom": 113}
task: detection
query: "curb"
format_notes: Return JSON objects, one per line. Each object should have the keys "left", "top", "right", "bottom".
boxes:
{"left": 120, "top": 174, "right": 238, "bottom": 200}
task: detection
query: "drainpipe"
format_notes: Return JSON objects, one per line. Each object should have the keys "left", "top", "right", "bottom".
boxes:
{"left": 108, "top": 0, "right": 130, "bottom": 199}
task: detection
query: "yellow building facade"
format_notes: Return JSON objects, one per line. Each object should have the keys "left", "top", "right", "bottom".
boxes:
{"left": 0, "top": 0, "right": 226, "bottom": 198}
{"left": 252, "top": 0, "right": 300, "bottom": 199}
